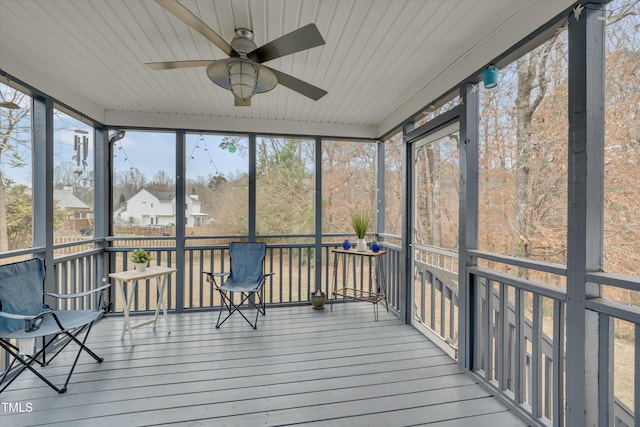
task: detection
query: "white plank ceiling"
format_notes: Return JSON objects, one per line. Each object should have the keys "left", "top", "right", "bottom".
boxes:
{"left": 0, "top": 0, "right": 575, "bottom": 138}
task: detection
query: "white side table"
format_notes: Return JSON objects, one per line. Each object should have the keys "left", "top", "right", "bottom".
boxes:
{"left": 109, "top": 266, "right": 176, "bottom": 345}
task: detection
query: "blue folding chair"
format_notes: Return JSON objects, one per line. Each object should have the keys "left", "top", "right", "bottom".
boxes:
{"left": 205, "top": 242, "right": 273, "bottom": 329}
{"left": 0, "top": 259, "right": 108, "bottom": 394}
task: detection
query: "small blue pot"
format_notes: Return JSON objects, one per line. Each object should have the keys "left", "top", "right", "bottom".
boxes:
{"left": 342, "top": 240, "right": 352, "bottom": 250}
{"left": 371, "top": 242, "right": 381, "bottom": 253}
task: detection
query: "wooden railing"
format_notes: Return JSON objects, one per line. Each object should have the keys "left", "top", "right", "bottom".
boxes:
{"left": 2, "top": 239, "right": 638, "bottom": 427}
{"left": 85, "top": 237, "right": 399, "bottom": 314}
{"left": 470, "top": 265, "right": 566, "bottom": 425}
{"left": 413, "top": 244, "right": 459, "bottom": 354}
{"left": 584, "top": 270, "right": 640, "bottom": 427}
{"left": 415, "top": 248, "right": 581, "bottom": 426}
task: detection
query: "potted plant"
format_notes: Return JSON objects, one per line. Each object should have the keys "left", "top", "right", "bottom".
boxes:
{"left": 131, "top": 248, "right": 152, "bottom": 272}
{"left": 310, "top": 289, "right": 326, "bottom": 309}
{"left": 351, "top": 210, "right": 371, "bottom": 251}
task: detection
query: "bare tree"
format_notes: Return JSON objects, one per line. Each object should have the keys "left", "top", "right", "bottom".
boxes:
{"left": 0, "top": 88, "right": 30, "bottom": 252}
{"left": 513, "top": 39, "right": 555, "bottom": 260}
{"left": 150, "top": 169, "right": 174, "bottom": 189}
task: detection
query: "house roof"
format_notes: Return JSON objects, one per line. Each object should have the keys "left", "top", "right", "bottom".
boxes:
{"left": 0, "top": 0, "right": 575, "bottom": 138}
{"left": 53, "top": 188, "right": 89, "bottom": 210}
{"left": 145, "top": 189, "right": 201, "bottom": 203}
{"left": 147, "top": 189, "right": 177, "bottom": 202}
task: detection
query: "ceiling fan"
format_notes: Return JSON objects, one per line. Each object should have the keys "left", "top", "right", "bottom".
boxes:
{"left": 147, "top": 0, "right": 328, "bottom": 107}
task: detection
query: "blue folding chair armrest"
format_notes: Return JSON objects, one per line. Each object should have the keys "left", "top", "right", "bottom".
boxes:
{"left": 204, "top": 271, "right": 230, "bottom": 278}
{"left": 45, "top": 283, "right": 110, "bottom": 300}
{"left": 204, "top": 272, "right": 229, "bottom": 291}
{"left": 0, "top": 310, "right": 51, "bottom": 321}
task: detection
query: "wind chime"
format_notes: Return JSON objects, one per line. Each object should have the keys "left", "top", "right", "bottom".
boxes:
{"left": 73, "top": 130, "right": 89, "bottom": 178}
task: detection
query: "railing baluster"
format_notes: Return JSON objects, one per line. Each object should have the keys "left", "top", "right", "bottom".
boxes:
{"left": 532, "top": 294, "right": 542, "bottom": 418}
{"left": 167, "top": 250, "right": 174, "bottom": 309}
{"left": 449, "top": 287, "right": 455, "bottom": 342}
{"left": 420, "top": 271, "right": 426, "bottom": 323}
{"left": 440, "top": 278, "right": 446, "bottom": 338}
{"left": 430, "top": 272, "right": 436, "bottom": 330}
{"left": 545, "top": 355, "right": 552, "bottom": 419}
{"left": 297, "top": 248, "right": 302, "bottom": 302}
{"left": 635, "top": 325, "right": 640, "bottom": 427}
{"left": 498, "top": 283, "right": 507, "bottom": 391}
{"left": 515, "top": 287, "right": 524, "bottom": 404}
{"left": 196, "top": 249, "right": 203, "bottom": 308}
{"left": 306, "top": 247, "right": 311, "bottom": 297}
{"left": 554, "top": 299, "right": 565, "bottom": 427}
{"left": 474, "top": 279, "right": 483, "bottom": 374}
{"left": 508, "top": 322, "right": 515, "bottom": 393}
{"left": 267, "top": 246, "right": 273, "bottom": 303}
{"left": 485, "top": 278, "right": 493, "bottom": 381}
{"left": 81, "top": 257, "right": 87, "bottom": 308}
{"left": 288, "top": 247, "right": 293, "bottom": 303}
{"left": 66, "top": 259, "right": 72, "bottom": 305}
{"left": 76, "top": 258, "right": 82, "bottom": 309}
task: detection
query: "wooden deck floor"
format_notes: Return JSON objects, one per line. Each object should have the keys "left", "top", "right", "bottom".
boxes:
{"left": 1, "top": 303, "right": 528, "bottom": 426}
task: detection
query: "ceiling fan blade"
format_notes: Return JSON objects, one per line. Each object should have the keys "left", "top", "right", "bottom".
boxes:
{"left": 267, "top": 67, "right": 327, "bottom": 101}
{"left": 248, "top": 23, "right": 325, "bottom": 63}
{"left": 154, "top": 0, "right": 236, "bottom": 57}
{"left": 146, "top": 60, "right": 213, "bottom": 70}
{"left": 0, "top": 101, "right": 20, "bottom": 109}
{"left": 234, "top": 96, "right": 251, "bottom": 107}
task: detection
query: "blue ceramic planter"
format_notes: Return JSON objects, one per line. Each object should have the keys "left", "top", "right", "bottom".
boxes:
{"left": 482, "top": 66, "right": 499, "bottom": 89}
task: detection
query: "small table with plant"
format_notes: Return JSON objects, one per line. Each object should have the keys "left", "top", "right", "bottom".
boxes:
{"left": 109, "top": 249, "right": 175, "bottom": 345}
{"left": 329, "top": 247, "right": 388, "bottom": 321}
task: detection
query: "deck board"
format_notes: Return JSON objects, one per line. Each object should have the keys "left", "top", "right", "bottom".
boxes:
{"left": 0, "top": 304, "right": 528, "bottom": 426}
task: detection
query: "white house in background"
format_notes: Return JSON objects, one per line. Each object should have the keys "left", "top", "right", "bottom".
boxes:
{"left": 115, "top": 189, "right": 208, "bottom": 227}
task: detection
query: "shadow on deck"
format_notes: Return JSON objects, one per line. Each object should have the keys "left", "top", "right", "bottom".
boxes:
{"left": 1, "top": 303, "right": 527, "bottom": 426}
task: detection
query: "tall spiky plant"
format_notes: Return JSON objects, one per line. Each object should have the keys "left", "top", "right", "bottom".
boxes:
{"left": 351, "top": 211, "right": 370, "bottom": 239}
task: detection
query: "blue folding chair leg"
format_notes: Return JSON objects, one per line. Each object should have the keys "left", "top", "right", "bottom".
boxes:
{"left": 216, "top": 286, "right": 265, "bottom": 329}
{"left": 0, "top": 321, "right": 102, "bottom": 394}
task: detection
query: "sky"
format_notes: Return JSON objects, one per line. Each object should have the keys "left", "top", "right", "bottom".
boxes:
{"left": 0, "top": 90, "right": 251, "bottom": 187}
{"left": 113, "top": 131, "right": 248, "bottom": 183}
{"left": 4, "top": 125, "right": 249, "bottom": 188}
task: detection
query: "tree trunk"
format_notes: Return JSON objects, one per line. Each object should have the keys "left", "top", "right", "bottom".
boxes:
{"left": 513, "top": 41, "right": 553, "bottom": 274}
{"left": 514, "top": 55, "right": 533, "bottom": 261}
{"left": 426, "top": 142, "right": 442, "bottom": 247}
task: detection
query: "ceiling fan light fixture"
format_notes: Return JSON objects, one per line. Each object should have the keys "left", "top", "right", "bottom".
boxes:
{"left": 227, "top": 58, "right": 258, "bottom": 101}
{"left": 208, "top": 58, "right": 278, "bottom": 104}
